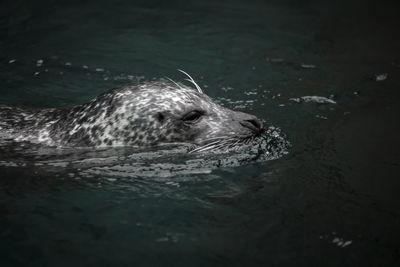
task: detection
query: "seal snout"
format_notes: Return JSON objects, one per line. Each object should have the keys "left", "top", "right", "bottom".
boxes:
{"left": 239, "top": 117, "right": 264, "bottom": 136}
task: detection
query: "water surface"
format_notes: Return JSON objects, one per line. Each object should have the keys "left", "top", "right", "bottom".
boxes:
{"left": 1, "top": 0, "right": 400, "bottom": 266}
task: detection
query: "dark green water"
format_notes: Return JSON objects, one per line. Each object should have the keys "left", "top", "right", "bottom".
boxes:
{"left": 1, "top": 0, "right": 400, "bottom": 266}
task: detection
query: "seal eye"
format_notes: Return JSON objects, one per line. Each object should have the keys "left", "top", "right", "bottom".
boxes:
{"left": 182, "top": 110, "right": 203, "bottom": 123}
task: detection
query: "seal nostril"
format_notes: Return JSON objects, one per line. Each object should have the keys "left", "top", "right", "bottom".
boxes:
{"left": 239, "top": 118, "right": 264, "bottom": 135}
{"left": 246, "top": 119, "right": 262, "bottom": 130}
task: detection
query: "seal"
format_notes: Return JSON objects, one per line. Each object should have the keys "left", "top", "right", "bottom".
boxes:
{"left": 0, "top": 72, "right": 264, "bottom": 151}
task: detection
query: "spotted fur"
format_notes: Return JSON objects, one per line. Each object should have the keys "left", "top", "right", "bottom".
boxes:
{"left": 0, "top": 80, "right": 264, "bottom": 148}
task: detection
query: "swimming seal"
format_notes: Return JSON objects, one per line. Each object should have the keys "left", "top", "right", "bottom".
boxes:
{"left": 0, "top": 74, "right": 264, "bottom": 151}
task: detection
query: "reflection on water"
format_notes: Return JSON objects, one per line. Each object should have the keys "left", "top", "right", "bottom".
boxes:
{"left": 1, "top": 0, "right": 400, "bottom": 266}
{"left": 0, "top": 126, "right": 289, "bottom": 179}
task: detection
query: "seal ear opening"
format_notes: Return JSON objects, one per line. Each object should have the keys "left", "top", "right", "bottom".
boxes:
{"left": 156, "top": 112, "right": 165, "bottom": 123}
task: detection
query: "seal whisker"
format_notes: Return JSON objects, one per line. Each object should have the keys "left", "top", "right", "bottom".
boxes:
{"left": 189, "top": 146, "right": 207, "bottom": 153}
{"left": 211, "top": 144, "right": 227, "bottom": 150}
{"left": 177, "top": 69, "right": 203, "bottom": 93}
{"left": 200, "top": 136, "right": 230, "bottom": 143}
{"left": 190, "top": 136, "right": 243, "bottom": 153}
{"left": 165, "top": 77, "right": 183, "bottom": 89}
{"left": 196, "top": 141, "right": 221, "bottom": 149}
{"left": 193, "top": 144, "right": 220, "bottom": 153}
{"left": 189, "top": 139, "right": 226, "bottom": 153}
{"left": 189, "top": 142, "right": 219, "bottom": 153}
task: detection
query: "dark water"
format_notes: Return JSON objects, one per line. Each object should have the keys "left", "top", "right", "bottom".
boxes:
{"left": 1, "top": 0, "right": 400, "bottom": 266}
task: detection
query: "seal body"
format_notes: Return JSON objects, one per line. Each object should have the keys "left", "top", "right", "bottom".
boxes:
{"left": 0, "top": 81, "right": 264, "bottom": 149}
